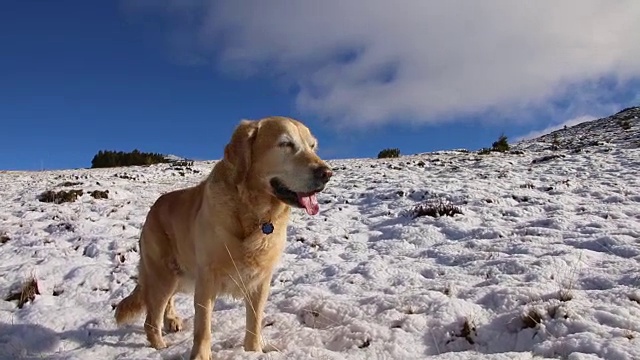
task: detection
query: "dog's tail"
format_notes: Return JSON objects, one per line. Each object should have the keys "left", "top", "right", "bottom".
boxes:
{"left": 114, "top": 284, "right": 145, "bottom": 325}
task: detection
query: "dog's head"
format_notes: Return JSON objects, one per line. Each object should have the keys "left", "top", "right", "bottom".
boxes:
{"left": 223, "top": 116, "right": 332, "bottom": 215}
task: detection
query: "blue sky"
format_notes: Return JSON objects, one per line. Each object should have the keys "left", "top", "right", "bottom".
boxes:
{"left": 1, "top": 1, "right": 639, "bottom": 171}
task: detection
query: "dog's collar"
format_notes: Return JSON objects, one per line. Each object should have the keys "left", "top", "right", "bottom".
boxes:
{"left": 261, "top": 222, "right": 274, "bottom": 235}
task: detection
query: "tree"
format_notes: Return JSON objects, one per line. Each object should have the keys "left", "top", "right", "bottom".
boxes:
{"left": 491, "top": 134, "right": 510, "bottom": 152}
{"left": 377, "top": 148, "right": 401, "bottom": 158}
{"left": 91, "top": 149, "right": 170, "bottom": 168}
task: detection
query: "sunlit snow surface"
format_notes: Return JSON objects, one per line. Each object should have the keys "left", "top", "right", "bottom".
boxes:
{"left": 1, "top": 117, "right": 639, "bottom": 359}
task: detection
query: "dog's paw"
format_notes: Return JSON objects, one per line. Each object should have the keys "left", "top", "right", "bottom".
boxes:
{"left": 164, "top": 316, "right": 183, "bottom": 333}
{"left": 150, "top": 338, "right": 168, "bottom": 350}
{"left": 244, "top": 340, "right": 279, "bottom": 353}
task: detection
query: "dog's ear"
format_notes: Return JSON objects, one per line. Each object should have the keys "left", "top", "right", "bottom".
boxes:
{"left": 224, "top": 120, "right": 259, "bottom": 184}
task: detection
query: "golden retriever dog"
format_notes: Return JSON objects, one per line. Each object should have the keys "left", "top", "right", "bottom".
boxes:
{"left": 114, "top": 116, "right": 332, "bottom": 359}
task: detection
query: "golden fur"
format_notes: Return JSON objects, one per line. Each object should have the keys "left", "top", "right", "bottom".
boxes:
{"left": 114, "top": 116, "right": 332, "bottom": 359}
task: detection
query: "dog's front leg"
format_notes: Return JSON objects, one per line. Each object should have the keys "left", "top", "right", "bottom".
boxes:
{"left": 244, "top": 276, "right": 272, "bottom": 352}
{"left": 190, "top": 270, "right": 218, "bottom": 360}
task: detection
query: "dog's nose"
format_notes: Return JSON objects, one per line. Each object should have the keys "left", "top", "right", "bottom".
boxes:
{"left": 314, "top": 165, "right": 333, "bottom": 183}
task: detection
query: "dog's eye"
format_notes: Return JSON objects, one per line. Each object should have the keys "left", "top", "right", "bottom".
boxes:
{"left": 279, "top": 141, "right": 295, "bottom": 149}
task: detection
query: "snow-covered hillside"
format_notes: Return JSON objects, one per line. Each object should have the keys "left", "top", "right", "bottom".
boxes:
{"left": 1, "top": 112, "right": 639, "bottom": 359}
{"left": 516, "top": 106, "right": 640, "bottom": 153}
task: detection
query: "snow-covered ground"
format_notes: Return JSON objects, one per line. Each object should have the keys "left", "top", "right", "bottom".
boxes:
{"left": 1, "top": 120, "right": 640, "bottom": 359}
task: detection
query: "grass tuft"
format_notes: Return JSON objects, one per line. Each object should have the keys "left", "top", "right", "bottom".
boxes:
{"left": 412, "top": 199, "right": 463, "bottom": 218}
{"left": 521, "top": 309, "right": 543, "bottom": 329}
{"left": 5, "top": 276, "right": 40, "bottom": 309}
{"left": 38, "top": 189, "right": 84, "bottom": 204}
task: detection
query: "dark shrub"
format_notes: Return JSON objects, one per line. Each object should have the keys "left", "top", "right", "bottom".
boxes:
{"left": 411, "top": 199, "right": 463, "bottom": 218}
{"left": 378, "top": 148, "right": 401, "bottom": 159}
{"left": 532, "top": 154, "right": 565, "bottom": 164}
{"left": 57, "top": 181, "right": 83, "bottom": 187}
{"left": 620, "top": 119, "right": 632, "bottom": 130}
{"left": 491, "top": 134, "right": 510, "bottom": 152}
{"left": 90, "top": 190, "right": 109, "bottom": 199}
{"left": 38, "top": 189, "right": 84, "bottom": 204}
{"left": 172, "top": 160, "right": 194, "bottom": 167}
{"left": 91, "top": 149, "right": 170, "bottom": 168}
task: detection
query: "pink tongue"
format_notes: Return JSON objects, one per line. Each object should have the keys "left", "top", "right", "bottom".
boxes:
{"left": 298, "top": 193, "right": 319, "bottom": 215}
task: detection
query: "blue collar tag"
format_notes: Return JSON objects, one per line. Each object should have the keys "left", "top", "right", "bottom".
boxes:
{"left": 261, "top": 222, "right": 274, "bottom": 235}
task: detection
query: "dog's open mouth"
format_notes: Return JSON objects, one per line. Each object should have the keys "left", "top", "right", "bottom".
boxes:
{"left": 270, "top": 178, "right": 320, "bottom": 215}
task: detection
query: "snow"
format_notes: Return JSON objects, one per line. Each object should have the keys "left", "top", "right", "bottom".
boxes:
{"left": 1, "top": 118, "right": 640, "bottom": 359}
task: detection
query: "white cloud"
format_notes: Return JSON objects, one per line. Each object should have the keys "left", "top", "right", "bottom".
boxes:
{"left": 123, "top": 0, "right": 640, "bottom": 127}
{"left": 515, "top": 115, "right": 597, "bottom": 141}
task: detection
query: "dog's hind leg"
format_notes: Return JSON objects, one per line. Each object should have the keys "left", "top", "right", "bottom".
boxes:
{"left": 163, "top": 294, "right": 183, "bottom": 333}
{"left": 143, "top": 270, "right": 178, "bottom": 349}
